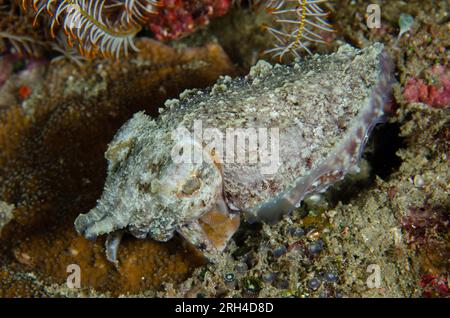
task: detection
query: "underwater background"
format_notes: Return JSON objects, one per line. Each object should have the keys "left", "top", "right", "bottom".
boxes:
{"left": 0, "top": 0, "right": 448, "bottom": 297}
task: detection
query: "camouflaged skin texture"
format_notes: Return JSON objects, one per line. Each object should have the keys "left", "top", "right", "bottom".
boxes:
{"left": 74, "top": 43, "right": 394, "bottom": 260}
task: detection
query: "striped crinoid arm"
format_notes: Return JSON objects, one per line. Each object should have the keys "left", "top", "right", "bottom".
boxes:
{"left": 117, "top": 0, "right": 162, "bottom": 24}
{"left": 51, "top": 0, "right": 142, "bottom": 58}
{"left": 0, "top": 5, "right": 48, "bottom": 56}
{"left": 0, "top": 31, "right": 47, "bottom": 56}
{"left": 262, "top": 0, "right": 334, "bottom": 61}
{"left": 19, "top": 0, "right": 162, "bottom": 59}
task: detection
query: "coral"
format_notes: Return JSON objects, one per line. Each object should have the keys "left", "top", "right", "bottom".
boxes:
{"left": 0, "top": 0, "right": 334, "bottom": 60}
{"left": 0, "top": 40, "right": 235, "bottom": 296}
{"left": 1, "top": 0, "right": 233, "bottom": 58}
{"left": 392, "top": 101, "right": 449, "bottom": 297}
{"left": 148, "top": 0, "right": 233, "bottom": 41}
{"left": 402, "top": 203, "right": 449, "bottom": 279}
{"left": 403, "top": 65, "right": 450, "bottom": 108}
{"left": 17, "top": 0, "right": 161, "bottom": 58}
{"left": 0, "top": 267, "right": 50, "bottom": 297}
{"left": 0, "top": 54, "right": 46, "bottom": 110}
{"left": 419, "top": 274, "right": 448, "bottom": 298}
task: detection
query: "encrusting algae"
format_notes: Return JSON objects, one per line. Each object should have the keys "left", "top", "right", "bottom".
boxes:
{"left": 0, "top": 39, "right": 235, "bottom": 296}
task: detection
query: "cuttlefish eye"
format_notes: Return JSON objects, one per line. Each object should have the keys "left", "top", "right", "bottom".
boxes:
{"left": 180, "top": 175, "right": 202, "bottom": 195}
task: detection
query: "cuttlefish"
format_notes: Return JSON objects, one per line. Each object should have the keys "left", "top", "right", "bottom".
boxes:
{"left": 74, "top": 43, "right": 394, "bottom": 264}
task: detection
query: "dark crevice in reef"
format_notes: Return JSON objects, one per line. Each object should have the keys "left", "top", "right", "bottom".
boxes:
{"left": 326, "top": 170, "right": 374, "bottom": 207}
{"left": 232, "top": 222, "right": 263, "bottom": 261}
{"left": 365, "top": 122, "right": 405, "bottom": 181}
{"left": 326, "top": 122, "right": 405, "bottom": 206}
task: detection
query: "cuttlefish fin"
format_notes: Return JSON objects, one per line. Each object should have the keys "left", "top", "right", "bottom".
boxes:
{"left": 178, "top": 199, "right": 240, "bottom": 262}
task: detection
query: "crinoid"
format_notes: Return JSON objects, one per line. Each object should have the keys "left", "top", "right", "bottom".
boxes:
{"left": 1, "top": 0, "right": 333, "bottom": 61}
{"left": 0, "top": 30, "right": 45, "bottom": 56}
{"left": 262, "top": 0, "right": 334, "bottom": 60}
{"left": 17, "top": 0, "right": 162, "bottom": 58}
{"left": 0, "top": 2, "right": 48, "bottom": 56}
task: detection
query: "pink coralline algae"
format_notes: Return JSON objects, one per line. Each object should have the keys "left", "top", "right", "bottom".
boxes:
{"left": 402, "top": 204, "right": 449, "bottom": 297}
{"left": 148, "top": 0, "right": 232, "bottom": 41}
{"left": 420, "top": 274, "right": 449, "bottom": 298}
{"left": 403, "top": 65, "right": 450, "bottom": 108}
{"left": 401, "top": 203, "right": 448, "bottom": 251}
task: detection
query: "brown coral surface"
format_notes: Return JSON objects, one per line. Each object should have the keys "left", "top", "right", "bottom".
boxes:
{"left": 0, "top": 39, "right": 235, "bottom": 296}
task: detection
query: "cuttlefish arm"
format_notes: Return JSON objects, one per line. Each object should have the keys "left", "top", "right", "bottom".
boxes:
{"left": 104, "top": 199, "right": 240, "bottom": 265}
{"left": 105, "top": 230, "right": 125, "bottom": 267}
{"left": 177, "top": 198, "right": 240, "bottom": 262}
